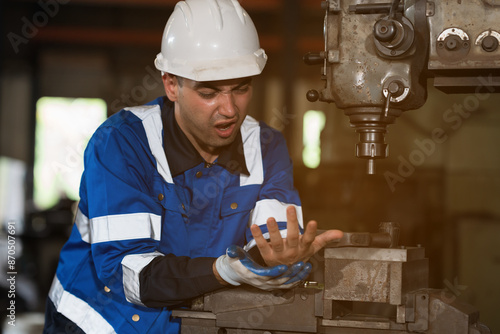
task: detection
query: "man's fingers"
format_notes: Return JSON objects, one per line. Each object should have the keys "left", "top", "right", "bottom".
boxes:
{"left": 250, "top": 224, "right": 272, "bottom": 257}
{"left": 300, "top": 220, "right": 318, "bottom": 247}
{"left": 312, "top": 229, "right": 344, "bottom": 251}
{"left": 285, "top": 206, "right": 300, "bottom": 248}
{"left": 267, "top": 217, "right": 284, "bottom": 253}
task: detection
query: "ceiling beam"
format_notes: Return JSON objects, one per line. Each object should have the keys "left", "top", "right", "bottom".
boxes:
{"left": 35, "top": 26, "right": 322, "bottom": 53}
{"left": 16, "top": 0, "right": 283, "bottom": 10}
{"left": 36, "top": 27, "right": 162, "bottom": 48}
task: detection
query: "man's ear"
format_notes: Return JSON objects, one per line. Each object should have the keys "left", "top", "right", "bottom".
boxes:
{"left": 162, "top": 73, "right": 179, "bottom": 101}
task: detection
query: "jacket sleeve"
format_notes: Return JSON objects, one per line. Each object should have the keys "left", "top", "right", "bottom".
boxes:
{"left": 81, "top": 121, "right": 223, "bottom": 308}
{"left": 244, "top": 122, "right": 304, "bottom": 250}
{"left": 139, "top": 255, "right": 224, "bottom": 308}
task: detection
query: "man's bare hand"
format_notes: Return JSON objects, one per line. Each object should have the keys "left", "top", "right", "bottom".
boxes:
{"left": 250, "top": 206, "right": 343, "bottom": 267}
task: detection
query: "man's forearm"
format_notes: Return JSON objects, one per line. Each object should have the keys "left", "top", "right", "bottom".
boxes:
{"left": 139, "top": 254, "right": 225, "bottom": 308}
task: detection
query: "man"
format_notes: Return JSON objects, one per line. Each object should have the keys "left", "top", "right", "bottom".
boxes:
{"left": 43, "top": 0, "right": 343, "bottom": 333}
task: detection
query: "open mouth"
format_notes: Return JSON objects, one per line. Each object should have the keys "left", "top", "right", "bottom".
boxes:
{"left": 217, "top": 124, "right": 231, "bottom": 131}
{"left": 215, "top": 122, "right": 236, "bottom": 138}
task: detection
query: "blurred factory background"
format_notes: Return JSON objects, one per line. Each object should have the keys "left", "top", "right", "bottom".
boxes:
{"left": 1, "top": 0, "right": 499, "bottom": 332}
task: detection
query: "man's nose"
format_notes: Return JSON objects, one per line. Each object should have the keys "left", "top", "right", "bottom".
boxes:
{"left": 217, "top": 92, "right": 237, "bottom": 117}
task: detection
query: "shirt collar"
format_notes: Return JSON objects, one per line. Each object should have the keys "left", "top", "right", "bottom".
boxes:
{"left": 161, "top": 97, "right": 249, "bottom": 177}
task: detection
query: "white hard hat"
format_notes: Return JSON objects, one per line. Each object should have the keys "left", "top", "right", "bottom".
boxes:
{"left": 154, "top": 0, "right": 267, "bottom": 81}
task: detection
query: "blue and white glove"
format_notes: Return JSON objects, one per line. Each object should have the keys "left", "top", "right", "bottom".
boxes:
{"left": 215, "top": 245, "right": 312, "bottom": 291}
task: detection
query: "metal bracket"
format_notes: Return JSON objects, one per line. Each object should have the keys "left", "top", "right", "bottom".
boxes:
{"left": 407, "top": 291, "right": 430, "bottom": 332}
{"left": 322, "top": 0, "right": 341, "bottom": 12}
{"left": 426, "top": 1, "right": 435, "bottom": 16}
{"left": 327, "top": 50, "right": 340, "bottom": 63}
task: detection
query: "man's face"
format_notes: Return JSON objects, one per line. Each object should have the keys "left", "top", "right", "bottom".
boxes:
{"left": 163, "top": 74, "right": 253, "bottom": 162}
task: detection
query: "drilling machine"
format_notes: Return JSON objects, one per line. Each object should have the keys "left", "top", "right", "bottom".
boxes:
{"left": 172, "top": 0, "right": 498, "bottom": 332}
{"left": 305, "top": 0, "right": 500, "bottom": 174}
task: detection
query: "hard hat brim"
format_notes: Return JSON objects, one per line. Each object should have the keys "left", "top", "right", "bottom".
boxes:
{"left": 155, "top": 49, "right": 267, "bottom": 82}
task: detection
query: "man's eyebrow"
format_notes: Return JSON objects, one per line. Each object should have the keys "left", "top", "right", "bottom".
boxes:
{"left": 193, "top": 82, "right": 219, "bottom": 91}
{"left": 193, "top": 78, "right": 253, "bottom": 90}
{"left": 235, "top": 78, "right": 253, "bottom": 88}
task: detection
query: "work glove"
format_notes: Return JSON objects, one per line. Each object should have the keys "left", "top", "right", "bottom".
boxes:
{"left": 215, "top": 245, "right": 312, "bottom": 291}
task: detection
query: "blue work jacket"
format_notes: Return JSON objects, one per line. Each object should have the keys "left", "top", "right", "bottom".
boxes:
{"left": 47, "top": 97, "right": 303, "bottom": 333}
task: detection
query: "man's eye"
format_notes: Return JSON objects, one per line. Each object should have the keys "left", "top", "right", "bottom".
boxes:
{"left": 234, "top": 86, "right": 250, "bottom": 94}
{"left": 198, "top": 91, "right": 216, "bottom": 99}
